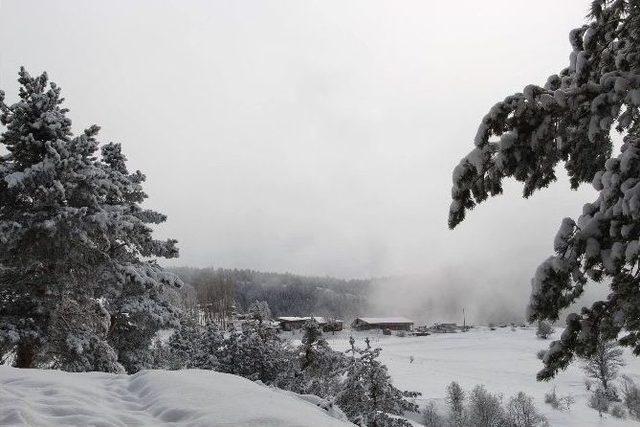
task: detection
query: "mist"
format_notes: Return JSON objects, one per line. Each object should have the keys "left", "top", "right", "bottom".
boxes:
{"left": 0, "top": 0, "right": 603, "bottom": 320}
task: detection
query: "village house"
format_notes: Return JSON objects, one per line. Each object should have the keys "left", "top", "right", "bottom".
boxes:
{"left": 351, "top": 317, "right": 414, "bottom": 331}
{"left": 277, "top": 316, "right": 343, "bottom": 332}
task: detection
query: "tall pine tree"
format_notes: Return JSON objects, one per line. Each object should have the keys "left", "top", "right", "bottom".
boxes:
{"left": 0, "top": 68, "right": 180, "bottom": 372}
{"left": 449, "top": 1, "right": 640, "bottom": 379}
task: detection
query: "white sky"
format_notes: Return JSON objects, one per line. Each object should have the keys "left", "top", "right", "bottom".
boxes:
{"left": 0, "top": 0, "right": 597, "bottom": 294}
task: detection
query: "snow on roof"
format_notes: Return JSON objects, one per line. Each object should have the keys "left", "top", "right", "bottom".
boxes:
{"left": 277, "top": 316, "right": 338, "bottom": 324}
{"left": 355, "top": 317, "right": 413, "bottom": 324}
{"left": 277, "top": 316, "right": 309, "bottom": 322}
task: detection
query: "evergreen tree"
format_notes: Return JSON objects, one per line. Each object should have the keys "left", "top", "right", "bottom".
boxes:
{"left": 247, "top": 300, "right": 272, "bottom": 324}
{"left": 337, "top": 337, "right": 420, "bottom": 427}
{"left": 0, "top": 69, "right": 180, "bottom": 371}
{"left": 166, "top": 320, "right": 202, "bottom": 369}
{"left": 293, "top": 320, "right": 347, "bottom": 398}
{"left": 195, "top": 322, "right": 224, "bottom": 370}
{"left": 219, "top": 321, "right": 293, "bottom": 384}
{"left": 448, "top": 1, "right": 640, "bottom": 379}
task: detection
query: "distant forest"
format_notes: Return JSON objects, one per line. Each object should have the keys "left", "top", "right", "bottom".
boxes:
{"left": 170, "top": 267, "right": 371, "bottom": 321}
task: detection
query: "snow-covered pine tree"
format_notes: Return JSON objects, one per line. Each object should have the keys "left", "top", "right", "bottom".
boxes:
{"left": 219, "top": 321, "right": 293, "bottom": 385}
{"left": 448, "top": 1, "right": 640, "bottom": 379}
{"left": 0, "top": 69, "right": 180, "bottom": 372}
{"left": 166, "top": 320, "right": 203, "bottom": 369}
{"left": 337, "top": 337, "right": 420, "bottom": 427}
{"left": 247, "top": 300, "right": 272, "bottom": 324}
{"left": 293, "top": 319, "right": 347, "bottom": 398}
{"left": 195, "top": 322, "right": 224, "bottom": 370}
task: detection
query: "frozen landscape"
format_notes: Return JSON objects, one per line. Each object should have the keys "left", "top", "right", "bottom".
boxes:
{"left": 326, "top": 328, "right": 640, "bottom": 426}
{"left": 2, "top": 0, "right": 640, "bottom": 425}
{"left": 0, "top": 367, "right": 352, "bottom": 427}
{"left": 4, "top": 327, "right": 640, "bottom": 426}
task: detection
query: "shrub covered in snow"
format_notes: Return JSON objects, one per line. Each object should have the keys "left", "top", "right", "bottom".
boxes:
{"left": 544, "top": 387, "right": 574, "bottom": 411}
{"left": 535, "top": 322, "right": 554, "bottom": 340}
{"left": 610, "top": 403, "right": 626, "bottom": 419}
{"left": 446, "top": 381, "right": 466, "bottom": 426}
{"left": 621, "top": 375, "right": 640, "bottom": 420}
{"left": 506, "top": 391, "right": 547, "bottom": 427}
{"left": 467, "top": 385, "right": 504, "bottom": 427}
{"left": 422, "top": 401, "right": 444, "bottom": 427}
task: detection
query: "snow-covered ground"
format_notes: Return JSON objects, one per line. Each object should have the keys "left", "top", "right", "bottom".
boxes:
{"left": 0, "top": 367, "right": 353, "bottom": 427}
{"left": 322, "top": 327, "right": 640, "bottom": 426}
{"left": 4, "top": 327, "right": 640, "bottom": 426}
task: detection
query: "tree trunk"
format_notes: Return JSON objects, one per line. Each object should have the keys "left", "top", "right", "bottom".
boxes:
{"left": 15, "top": 340, "right": 36, "bottom": 368}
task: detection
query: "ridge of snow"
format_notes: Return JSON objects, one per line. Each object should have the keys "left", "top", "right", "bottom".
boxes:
{"left": 0, "top": 367, "right": 354, "bottom": 427}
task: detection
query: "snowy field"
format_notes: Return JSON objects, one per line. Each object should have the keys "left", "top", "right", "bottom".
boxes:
{"left": 4, "top": 328, "right": 640, "bottom": 426}
{"left": 321, "top": 327, "right": 640, "bottom": 426}
{"left": 0, "top": 367, "right": 352, "bottom": 427}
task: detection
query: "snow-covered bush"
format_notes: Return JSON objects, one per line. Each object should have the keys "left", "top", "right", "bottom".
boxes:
{"left": 219, "top": 321, "right": 294, "bottom": 385}
{"left": 422, "top": 401, "right": 444, "bottom": 427}
{"left": 535, "top": 322, "right": 554, "bottom": 340}
{"left": 447, "top": 0, "right": 640, "bottom": 380}
{"left": 506, "top": 391, "right": 547, "bottom": 427}
{"left": 0, "top": 69, "right": 181, "bottom": 372}
{"left": 621, "top": 375, "right": 640, "bottom": 419}
{"left": 467, "top": 385, "right": 504, "bottom": 427}
{"left": 536, "top": 349, "right": 547, "bottom": 361}
{"left": 610, "top": 403, "right": 626, "bottom": 419}
{"left": 446, "top": 381, "right": 466, "bottom": 426}
{"left": 544, "top": 387, "right": 574, "bottom": 411}
{"left": 589, "top": 387, "right": 610, "bottom": 417}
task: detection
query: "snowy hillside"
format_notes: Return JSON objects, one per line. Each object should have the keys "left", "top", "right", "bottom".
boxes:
{"left": 324, "top": 327, "right": 640, "bottom": 426}
{"left": 0, "top": 367, "right": 353, "bottom": 427}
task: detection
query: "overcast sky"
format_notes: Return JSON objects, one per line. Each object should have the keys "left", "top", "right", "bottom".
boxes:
{"left": 0, "top": 1, "right": 597, "bottom": 293}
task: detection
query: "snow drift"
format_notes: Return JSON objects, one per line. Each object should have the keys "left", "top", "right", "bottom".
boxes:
{"left": 0, "top": 367, "right": 353, "bottom": 426}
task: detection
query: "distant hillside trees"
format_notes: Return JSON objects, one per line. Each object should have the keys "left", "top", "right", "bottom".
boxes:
{"left": 448, "top": 0, "right": 640, "bottom": 379}
{"left": 0, "top": 69, "right": 180, "bottom": 373}
{"left": 171, "top": 267, "right": 369, "bottom": 320}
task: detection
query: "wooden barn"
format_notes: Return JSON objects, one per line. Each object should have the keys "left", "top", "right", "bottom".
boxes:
{"left": 351, "top": 317, "right": 414, "bottom": 331}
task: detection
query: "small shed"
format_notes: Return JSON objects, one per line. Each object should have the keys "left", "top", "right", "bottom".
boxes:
{"left": 351, "top": 317, "right": 414, "bottom": 331}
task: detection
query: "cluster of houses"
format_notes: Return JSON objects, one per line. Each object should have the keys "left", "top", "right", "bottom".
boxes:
{"left": 273, "top": 316, "right": 469, "bottom": 335}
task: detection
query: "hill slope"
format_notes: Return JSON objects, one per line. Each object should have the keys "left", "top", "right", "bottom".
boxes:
{"left": 0, "top": 367, "right": 353, "bottom": 427}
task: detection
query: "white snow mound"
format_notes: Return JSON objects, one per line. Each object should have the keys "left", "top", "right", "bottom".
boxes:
{"left": 0, "top": 367, "right": 354, "bottom": 426}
